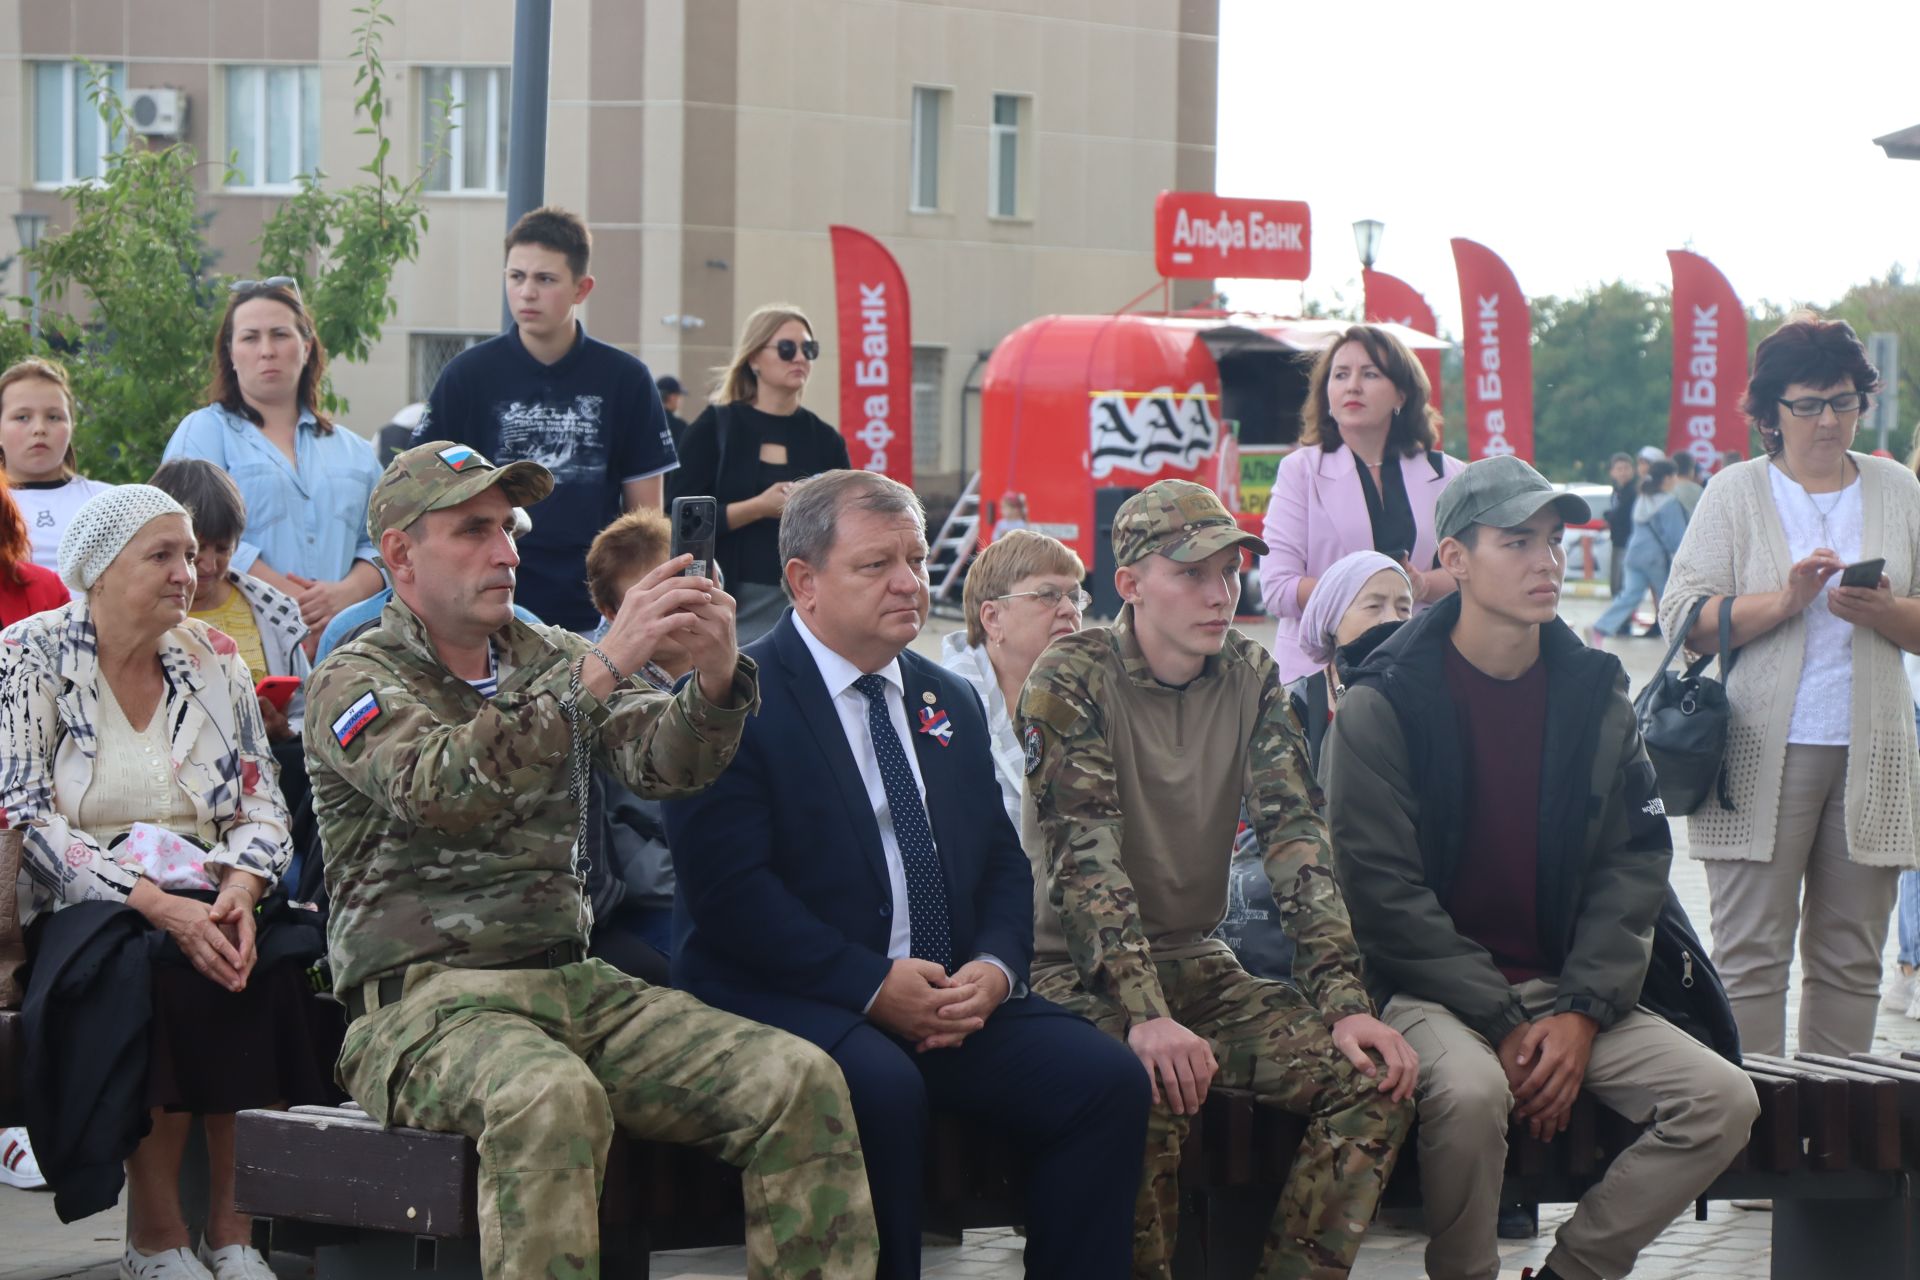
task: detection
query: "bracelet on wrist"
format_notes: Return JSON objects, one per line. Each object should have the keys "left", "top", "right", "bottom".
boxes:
{"left": 585, "top": 644, "right": 626, "bottom": 684}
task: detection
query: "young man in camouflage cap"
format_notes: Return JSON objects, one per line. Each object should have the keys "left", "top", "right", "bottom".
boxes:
{"left": 304, "top": 440, "right": 878, "bottom": 1280}
{"left": 1020, "top": 478, "right": 1415, "bottom": 1280}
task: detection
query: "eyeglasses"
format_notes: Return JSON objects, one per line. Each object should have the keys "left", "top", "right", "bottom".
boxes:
{"left": 1777, "top": 393, "right": 1866, "bottom": 418}
{"left": 764, "top": 338, "right": 820, "bottom": 363}
{"left": 996, "top": 586, "right": 1091, "bottom": 612}
{"left": 229, "top": 276, "right": 301, "bottom": 299}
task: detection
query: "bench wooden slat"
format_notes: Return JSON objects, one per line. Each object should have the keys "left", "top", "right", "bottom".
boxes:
{"left": 1740, "top": 1074, "right": 1800, "bottom": 1173}
{"left": 1743, "top": 1058, "right": 1851, "bottom": 1171}
{"left": 1796, "top": 1055, "right": 1918, "bottom": 1171}
{"left": 233, "top": 1108, "right": 478, "bottom": 1237}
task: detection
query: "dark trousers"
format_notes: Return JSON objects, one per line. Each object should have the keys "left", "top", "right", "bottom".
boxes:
{"left": 831, "top": 1007, "right": 1147, "bottom": 1279}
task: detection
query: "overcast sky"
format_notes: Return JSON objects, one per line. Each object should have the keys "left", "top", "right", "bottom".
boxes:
{"left": 1214, "top": 0, "right": 1920, "bottom": 337}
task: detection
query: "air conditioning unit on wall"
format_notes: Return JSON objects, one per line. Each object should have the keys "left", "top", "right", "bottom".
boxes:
{"left": 129, "top": 88, "right": 188, "bottom": 138}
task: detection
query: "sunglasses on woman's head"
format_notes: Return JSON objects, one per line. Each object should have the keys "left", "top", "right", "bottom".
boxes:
{"left": 229, "top": 276, "right": 301, "bottom": 300}
{"left": 765, "top": 338, "right": 819, "bottom": 363}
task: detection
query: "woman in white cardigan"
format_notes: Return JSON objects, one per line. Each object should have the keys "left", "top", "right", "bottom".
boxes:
{"left": 1660, "top": 317, "right": 1920, "bottom": 1057}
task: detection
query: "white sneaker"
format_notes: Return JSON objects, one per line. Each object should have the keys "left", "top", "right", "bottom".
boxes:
{"left": 119, "top": 1245, "right": 215, "bottom": 1280}
{"left": 1883, "top": 968, "right": 1916, "bottom": 1012}
{"left": 1905, "top": 986, "right": 1920, "bottom": 1022}
{"left": 196, "top": 1241, "right": 275, "bottom": 1280}
{"left": 0, "top": 1127, "right": 45, "bottom": 1189}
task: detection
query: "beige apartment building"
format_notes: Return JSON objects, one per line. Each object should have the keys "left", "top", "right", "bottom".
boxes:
{"left": 3, "top": 0, "right": 1217, "bottom": 496}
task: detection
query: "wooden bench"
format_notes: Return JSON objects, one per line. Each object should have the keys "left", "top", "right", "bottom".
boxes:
{"left": 233, "top": 1054, "right": 1920, "bottom": 1280}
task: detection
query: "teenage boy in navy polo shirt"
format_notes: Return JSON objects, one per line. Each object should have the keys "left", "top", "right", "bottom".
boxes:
{"left": 420, "top": 206, "right": 678, "bottom": 631}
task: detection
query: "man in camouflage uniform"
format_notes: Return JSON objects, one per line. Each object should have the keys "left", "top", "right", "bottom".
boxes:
{"left": 304, "top": 441, "right": 878, "bottom": 1280}
{"left": 1020, "top": 480, "right": 1416, "bottom": 1280}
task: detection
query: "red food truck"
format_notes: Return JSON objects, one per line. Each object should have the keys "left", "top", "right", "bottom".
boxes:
{"left": 977, "top": 311, "right": 1449, "bottom": 615}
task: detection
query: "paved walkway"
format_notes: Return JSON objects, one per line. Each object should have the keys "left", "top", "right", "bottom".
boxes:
{"left": 6, "top": 595, "right": 1917, "bottom": 1279}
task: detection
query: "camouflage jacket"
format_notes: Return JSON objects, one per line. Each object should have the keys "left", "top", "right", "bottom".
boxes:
{"left": 305, "top": 595, "right": 759, "bottom": 995}
{"left": 1020, "top": 606, "right": 1372, "bottom": 1028}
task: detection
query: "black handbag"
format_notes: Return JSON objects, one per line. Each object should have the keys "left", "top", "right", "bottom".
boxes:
{"left": 1634, "top": 595, "right": 1740, "bottom": 815}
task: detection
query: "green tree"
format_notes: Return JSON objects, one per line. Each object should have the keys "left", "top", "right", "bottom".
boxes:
{"left": 255, "top": 1, "right": 443, "bottom": 375}
{"left": 1528, "top": 281, "right": 1670, "bottom": 483}
{"left": 0, "top": 0, "right": 441, "bottom": 482}
{"left": 1821, "top": 266, "right": 1920, "bottom": 463}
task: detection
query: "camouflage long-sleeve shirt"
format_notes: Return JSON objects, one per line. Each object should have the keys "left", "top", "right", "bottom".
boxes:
{"left": 1019, "top": 607, "right": 1372, "bottom": 1028}
{"left": 305, "top": 596, "right": 758, "bottom": 995}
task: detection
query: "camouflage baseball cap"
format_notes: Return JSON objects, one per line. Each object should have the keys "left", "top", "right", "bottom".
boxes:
{"left": 367, "top": 440, "right": 554, "bottom": 539}
{"left": 1112, "top": 479, "right": 1268, "bottom": 567}
{"left": 1433, "top": 454, "right": 1591, "bottom": 543}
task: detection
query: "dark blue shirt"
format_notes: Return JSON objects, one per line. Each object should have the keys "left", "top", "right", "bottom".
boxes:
{"left": 420, "top": 322, "right": 677, "bottom": 630}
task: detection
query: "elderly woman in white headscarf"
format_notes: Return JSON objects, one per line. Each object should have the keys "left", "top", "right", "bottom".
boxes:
{"left": 0, "top": 487, "right": 323, "bottom": 1280}
{"left": 1285, "top": 550, "right": 1414, "bottom": 776}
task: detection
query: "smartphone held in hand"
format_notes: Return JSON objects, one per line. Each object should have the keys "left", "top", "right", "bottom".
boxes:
{"left": 255, "top": 675, "right": 301, "bottom": 711}
{"left": 672, "top": 496, "right": 719, "bottom": 580}
{"left": 1839, "top": 557, "right": 1886, "bottom": 589}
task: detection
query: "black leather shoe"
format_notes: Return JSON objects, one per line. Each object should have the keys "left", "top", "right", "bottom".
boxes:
{"left": 1498, "top": 1201, "right": 1540, "bottom": 1239}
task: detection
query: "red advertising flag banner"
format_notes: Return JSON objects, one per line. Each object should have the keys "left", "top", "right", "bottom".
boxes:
{"left": 829, "top": 225, "right": 913, "bottom": 485}
{"left": 1450, "top": 238, "right": 1534, "bottom": 462}
{"left": 1666, "top": 250, "right": 1749, "bottom": 475}
{"left": 1154, "top": 191, "right": 1311, "bottom": 281}
{"left": 1362, "top": 268, "right": 1445, "bottom": 434}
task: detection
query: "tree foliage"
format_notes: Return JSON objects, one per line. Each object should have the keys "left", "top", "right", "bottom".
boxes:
{"left": 255, "top": 2, "right": 445, "bottom": 372}
{"left": 1821, "top": 266, "right": 1920, "bottom": 464}
{"left": 0, "top": 0, "right": 441, "bottom": 483}
{"left": 1529, "top": 282, "right": 1671, "bottom": 482}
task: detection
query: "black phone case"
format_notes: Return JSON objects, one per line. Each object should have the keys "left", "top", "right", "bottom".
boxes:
{"left": 671, "top": 496, "right": 718, "bottom": 578}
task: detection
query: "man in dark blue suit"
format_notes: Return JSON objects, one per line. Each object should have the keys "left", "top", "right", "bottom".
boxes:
{"left": 664, "top": 469, "right": 1148, "bottom": 1279}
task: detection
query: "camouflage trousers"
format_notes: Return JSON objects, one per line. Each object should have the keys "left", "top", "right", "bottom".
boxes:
{"left": 335, "top": 959, "right": 878, "bottom": 1280}
{"left": 1034, "top": 949, "right": 1413, "bottom": 1280}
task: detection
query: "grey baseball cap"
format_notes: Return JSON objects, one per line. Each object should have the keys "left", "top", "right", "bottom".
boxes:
{"left": 1434, "top": 455, "right": 1591, "bottom": 543}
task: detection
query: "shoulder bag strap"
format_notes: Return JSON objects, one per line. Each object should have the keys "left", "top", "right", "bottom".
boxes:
{"left": 1652, "top": 594, "right": 1713, "bottom": 679}
{"left": 1716, "top": 594, "right": 1740, "bottom": 680}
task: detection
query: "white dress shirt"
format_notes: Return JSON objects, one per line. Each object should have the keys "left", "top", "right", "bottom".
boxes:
{"left": 791, "top": 613, "right": 1014, "bottom": 1004}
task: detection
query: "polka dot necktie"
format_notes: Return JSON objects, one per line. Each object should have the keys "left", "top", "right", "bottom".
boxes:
{"left": 853, "top": 673, "right": 953, "bottom": 970}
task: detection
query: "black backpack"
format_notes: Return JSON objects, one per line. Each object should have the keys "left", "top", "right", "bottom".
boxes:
{"left": 1637, "top": 887, "right": 1741, "bottom": 1064}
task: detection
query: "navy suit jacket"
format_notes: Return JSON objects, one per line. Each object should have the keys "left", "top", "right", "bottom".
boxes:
{"left": 663, "top": 612, "right": 1051, "bottom": 1049}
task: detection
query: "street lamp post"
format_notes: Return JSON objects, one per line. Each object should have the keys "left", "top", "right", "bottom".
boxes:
{"left": 1352, "top": 219, "right": 1384, "bottom": 271}
{"left": 12, "top": 210, "right": 49, "bottom": 345}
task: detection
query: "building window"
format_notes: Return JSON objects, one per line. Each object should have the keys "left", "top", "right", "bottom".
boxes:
{"left": 912, "top": 346, "right": 946, "bottom": 473}
{"left": 33, "top": 62, "right": 126, "bottom": 186}
{"left": 909, "top": 87, "right": 946, "bottom": 213}
{"left": 988, "top": 94, "right": 1026, "bottom": 219}
{"left": 411, "top": 331, "right": 490, "bottom": 402}
{"left": 225, "top": 65, "right": 320, "bottom": 190}
{"left": 420, "top": 66, "right": 510, "bottom": 194}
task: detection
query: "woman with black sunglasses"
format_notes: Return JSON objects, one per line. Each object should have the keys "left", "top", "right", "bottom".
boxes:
{"left": 672, "top": 303, "right": 850, "bottom": 642}
{"left": 162, "top": 278, "right": 383, "bottom": 641}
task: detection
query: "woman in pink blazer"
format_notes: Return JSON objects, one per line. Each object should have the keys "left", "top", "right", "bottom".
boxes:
{"left": 1261, "top": 325, "right": 1465, "bottom": 683}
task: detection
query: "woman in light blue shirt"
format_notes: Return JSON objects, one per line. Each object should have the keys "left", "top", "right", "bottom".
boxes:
{"left": 163, "top": 280, "right": 384, "bottom": 638}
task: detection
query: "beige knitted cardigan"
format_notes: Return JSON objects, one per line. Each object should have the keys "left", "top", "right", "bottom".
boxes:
{"left": 1657, "top": 453, "right": 1920, "bottom": 866}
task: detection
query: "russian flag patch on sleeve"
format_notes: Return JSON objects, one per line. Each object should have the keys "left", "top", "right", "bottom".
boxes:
{"left": 331, "top": 691, "right": 382, "bottom": 747}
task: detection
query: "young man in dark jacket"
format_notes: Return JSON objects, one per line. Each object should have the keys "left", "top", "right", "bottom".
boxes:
{"left": 1321, "top": 456, "right": 1758, "bottom": 1280}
